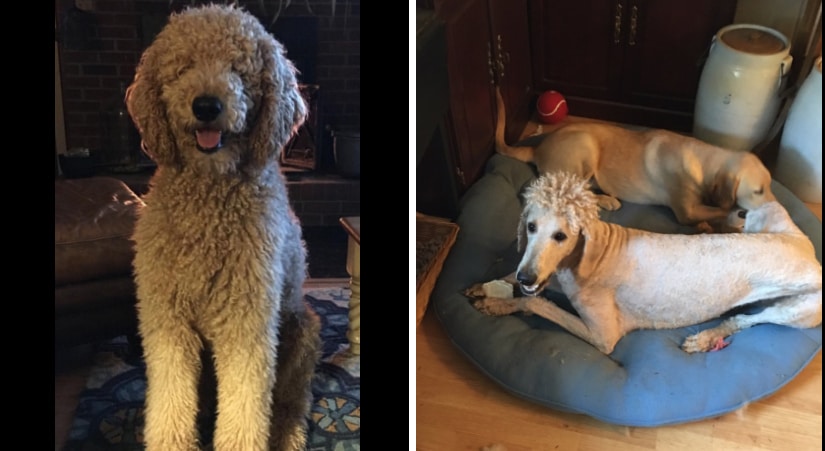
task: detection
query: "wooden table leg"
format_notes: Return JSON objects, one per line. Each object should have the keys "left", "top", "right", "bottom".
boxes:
{"left": 345, "top": 235, "right": 361, "bottom": 355}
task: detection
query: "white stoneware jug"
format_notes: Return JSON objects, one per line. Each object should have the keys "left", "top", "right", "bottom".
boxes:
{"left": 774, "top": 56, "right": 822, "bottom": 204}
{"left": 693, "top": 24, "right": 792, "bottom": 151}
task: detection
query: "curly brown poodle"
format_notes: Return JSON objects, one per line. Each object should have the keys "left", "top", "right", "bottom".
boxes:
{"left": 126, "top": 4, "right": 321, "bottom": 450}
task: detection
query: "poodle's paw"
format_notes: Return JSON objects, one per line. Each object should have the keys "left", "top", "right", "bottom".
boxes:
{"left": 597, "top": 195, "right": 622, "bottom": 211}
{"left": 681, "top": 330, "right": 731, "bottom": 353}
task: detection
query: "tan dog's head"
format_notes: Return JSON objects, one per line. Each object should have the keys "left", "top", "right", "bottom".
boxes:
{"left": 516, "top": 172, "right": 599, "bottom": 295}
{"left": 125, "top": 4, "right": 306, "bottom": 175}
{"left": 711, "top": 152, "right": 775, "bottom": 211}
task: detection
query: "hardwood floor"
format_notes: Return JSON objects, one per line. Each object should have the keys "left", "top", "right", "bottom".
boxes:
{"left": 416, "top": 309, "right": 822, "bottom": 450}
{"left": 415, "top": 123, "right": 823, "bottom": 450}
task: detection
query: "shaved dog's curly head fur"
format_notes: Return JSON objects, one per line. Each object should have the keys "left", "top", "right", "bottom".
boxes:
{"left": 518, "top": 172, "right": 599, "bottom": 252}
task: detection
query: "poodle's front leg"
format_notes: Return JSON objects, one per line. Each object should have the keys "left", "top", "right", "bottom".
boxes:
{"left": 211, "top": 313, "right": 278, "bottom": 451}
{"left": 141, "top": 322, "right": 204, "bottom": 451}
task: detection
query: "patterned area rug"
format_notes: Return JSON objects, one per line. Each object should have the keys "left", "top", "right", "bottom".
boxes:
{"left": 62, "top": 286, "right": 360, "bottom": 451}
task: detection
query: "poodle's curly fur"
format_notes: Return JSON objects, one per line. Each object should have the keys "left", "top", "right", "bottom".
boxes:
{"left": 126, "top": 5, "right": 321, "bottom": 450}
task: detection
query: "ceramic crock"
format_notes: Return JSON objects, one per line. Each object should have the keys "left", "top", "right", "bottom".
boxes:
{"left": 693, "top": 24, "right": 792, "bottom": 151}
{"left": 774, "top": 56, "right": 822, "bottom": 203}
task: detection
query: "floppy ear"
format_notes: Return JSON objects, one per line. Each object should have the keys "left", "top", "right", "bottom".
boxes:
{"left": 710, "top": 172, "right": 738, "bottom": 211}
{"left": 125, "top": 47, "right": 179, "bottom": 168}
{"left": 517, "top": 211, "right": 527, "bottom": 253}
{"left": 249, "top": 36, "right": 308, "bottom": 167}
{"left": 575, "top": 225, "right": 602, "bottom": 280}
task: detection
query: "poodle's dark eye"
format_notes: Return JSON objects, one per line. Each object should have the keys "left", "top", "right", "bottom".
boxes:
{"left": 553, "top": 231, "right": 567, "bottom": 242}
{"left": 754, "top": 187, "right": 764, "bottom": 195}
{"left": 527, "top": 222, "right": 536, "bottom": 233}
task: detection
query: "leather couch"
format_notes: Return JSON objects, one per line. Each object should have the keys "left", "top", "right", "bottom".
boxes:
{"left": 55, "top": 177, "right": 143, "bottom": 347}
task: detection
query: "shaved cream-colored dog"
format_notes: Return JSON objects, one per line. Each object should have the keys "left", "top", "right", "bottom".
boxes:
{"left": 465, "top": 171, "right": 822, "bottom": 354}
{"left": 495, "top": 88, "right": 774, "bottom": 227}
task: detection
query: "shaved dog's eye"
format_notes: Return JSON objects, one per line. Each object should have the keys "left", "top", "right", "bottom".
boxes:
{"left": 552, "top": 232, "right": 567, "bottom": 242}
{"left": 755, "top": 187, "right": 764, "bottom": 195}
{"left": 527, "top": 222, "right": 536, "bottom": 233}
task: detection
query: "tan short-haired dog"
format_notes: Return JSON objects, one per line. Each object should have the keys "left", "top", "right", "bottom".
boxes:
{"left": 466, "top": 171, "right": 822, "bottom": 354}
{"left": 495, "top": 88, "right": 774, "bottom": 228}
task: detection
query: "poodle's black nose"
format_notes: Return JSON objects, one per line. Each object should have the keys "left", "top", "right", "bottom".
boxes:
{"left": 738, "top": 210, "right": 748, "bottom": 219}
{"left": 516, "top": 271, "right": 537, "bottom": 286}
{"left": 192, "top": 96, "right": 223, "bottom": 122}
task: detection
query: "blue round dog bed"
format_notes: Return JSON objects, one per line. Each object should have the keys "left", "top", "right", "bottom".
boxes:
{"left": 431, "top": 154, "right": 822, "bottom": 427}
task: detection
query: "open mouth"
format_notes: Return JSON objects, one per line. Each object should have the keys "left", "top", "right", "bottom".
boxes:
{"left": 519, "top": 278, "right": 548, "bottom": 296}
{"left": 195, "top": 129, "right": 224, "bottom": 153}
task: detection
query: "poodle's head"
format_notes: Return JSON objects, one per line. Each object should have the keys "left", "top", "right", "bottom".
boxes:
{"left": 126, "top": 4, "right": 306, "bottom": 175}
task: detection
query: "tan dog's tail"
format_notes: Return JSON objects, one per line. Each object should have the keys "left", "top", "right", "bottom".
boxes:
{"left": 495, "top": 87, "right": 534, "bottom": 163}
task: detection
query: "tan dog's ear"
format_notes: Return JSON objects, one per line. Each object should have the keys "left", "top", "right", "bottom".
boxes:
{"left": 250, "top": 37, "right": 308, "bottom": 167}
{"left": 125, "top": 51, "right": 179, "bottom": 168}
{"left": 710, "top": 172, "right": 738, "bottom": 211}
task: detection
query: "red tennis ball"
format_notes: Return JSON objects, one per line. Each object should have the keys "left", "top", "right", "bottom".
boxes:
{"left": 537, "top": 90, "right": 568, "bottom": 124}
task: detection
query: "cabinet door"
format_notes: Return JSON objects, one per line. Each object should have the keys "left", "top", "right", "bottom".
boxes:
{"left": 621, "top": 0, "right": 737, "bottom": 112}
{"left": 437, "top": 0, "right": 497, "bottom": 192}
{"left": 530, "top": 0, "right": 626, "bottom": 101}
{"left": 489, "top": 0, "right": 533, "bottom": 145}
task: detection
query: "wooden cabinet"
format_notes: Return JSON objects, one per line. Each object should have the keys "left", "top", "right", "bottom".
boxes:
{"left": 529, "top": 0, "right": 737, "bottom": 131}
{"left": 416, "top": 0, "right": 532, "bottom": 218}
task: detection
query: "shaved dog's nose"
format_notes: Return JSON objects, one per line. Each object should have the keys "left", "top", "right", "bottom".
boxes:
{"left": 192, "top": 96, "right": 223, "bottom": 121}
{"left": 517, "top": 271, "right": 537, "bottom": 286}
{"left": 738, "top": 210, "right": 748, "bottom": 219}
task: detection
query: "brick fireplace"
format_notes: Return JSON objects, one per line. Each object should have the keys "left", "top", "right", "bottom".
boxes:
{"left": 55, "top": 0, "right": 360, "bottom": 228}
{"left": 55, "top": 0, "right": 360, "bottom": 174}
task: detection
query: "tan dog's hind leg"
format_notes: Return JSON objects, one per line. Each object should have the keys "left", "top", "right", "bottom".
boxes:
{"left": 681, "top": 292, "right": 823, "bottom": 353}
{"left": 141, "top": 324, "right": 204, "bottom": 451}
{"left": 211, "top": 314, "right": 277, "bottom": 451}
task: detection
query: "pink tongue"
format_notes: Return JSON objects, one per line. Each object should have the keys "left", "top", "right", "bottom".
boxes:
{"left": 196, "top": 130, "right": 222, "bottom": 149}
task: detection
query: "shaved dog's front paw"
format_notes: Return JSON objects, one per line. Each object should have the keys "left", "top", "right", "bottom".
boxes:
{"left": 472, "top": 298, "right": 499, "bottom": 315}
{"left": 596, "top": 195, "right": 622, "bottom": 211}
{"left": 465, "top": 280, "right": 515, "bottom": 300}
{"left": 472, "top": 298, "right": 521, "bottom": 316}
{"left": 464, "top": 283, "right": 487, "bottom": 299}
{"left": 681, "top": 331, "right": 731, "bottom": 353}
